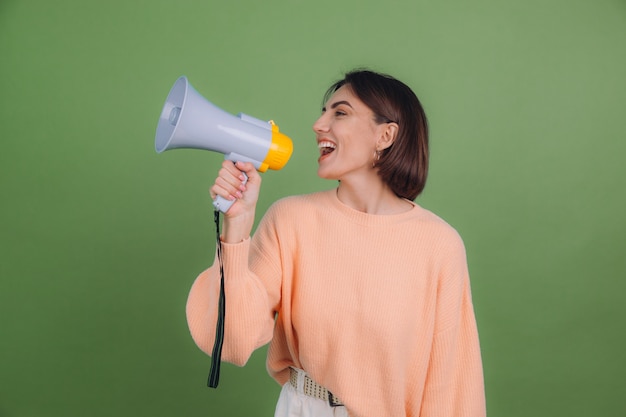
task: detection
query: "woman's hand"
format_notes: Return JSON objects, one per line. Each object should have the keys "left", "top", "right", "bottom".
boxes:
{"left": 210, "top": 160, "right": 261, "bottom": 243}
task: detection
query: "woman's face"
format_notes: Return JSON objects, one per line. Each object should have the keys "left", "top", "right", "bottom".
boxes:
{"left": 313, "top": 85, "right": 387, "bottom": 181}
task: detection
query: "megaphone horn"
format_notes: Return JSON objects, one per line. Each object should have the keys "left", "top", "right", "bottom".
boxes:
{"left": 155, "top": 76, "right": 294, "bottom": 212}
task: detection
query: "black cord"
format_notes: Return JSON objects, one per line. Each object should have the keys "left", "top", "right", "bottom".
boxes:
{"left": 207, "top": 209, "right": 225, "bottom": 388}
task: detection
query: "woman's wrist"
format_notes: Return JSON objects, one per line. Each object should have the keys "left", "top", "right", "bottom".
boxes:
{"left": 221, "top": 211, "right": 255, "bottom": 243}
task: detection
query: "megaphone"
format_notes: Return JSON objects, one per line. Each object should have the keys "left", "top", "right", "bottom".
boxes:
{"left": 155, "top": 76, "right": 294, "bottom": 212}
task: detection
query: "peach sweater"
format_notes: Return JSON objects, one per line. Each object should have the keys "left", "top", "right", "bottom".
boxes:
{"left": 186, "top": 189, "right": 486, "bottom": 417}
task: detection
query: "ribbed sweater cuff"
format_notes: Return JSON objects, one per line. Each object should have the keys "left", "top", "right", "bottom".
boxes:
{"left": 219, "top": 237, "right": 251, "bottom": 283}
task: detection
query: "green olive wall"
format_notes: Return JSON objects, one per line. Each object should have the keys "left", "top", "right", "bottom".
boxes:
{"left": 1, "top": 0, "right": 625, "bottom": 416}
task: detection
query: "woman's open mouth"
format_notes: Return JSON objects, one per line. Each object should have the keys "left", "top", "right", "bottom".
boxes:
{"left": 318, "top": 141, "right": 336, "bottom": 157}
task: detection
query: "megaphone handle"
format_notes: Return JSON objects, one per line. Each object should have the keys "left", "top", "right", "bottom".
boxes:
{"left": 212, "top": 172, "right": 249, "bottom": 213}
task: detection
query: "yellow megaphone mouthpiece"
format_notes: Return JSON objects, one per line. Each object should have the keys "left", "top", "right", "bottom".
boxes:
{"left": 256, "top": 121, "right": 293, "bottom": 172}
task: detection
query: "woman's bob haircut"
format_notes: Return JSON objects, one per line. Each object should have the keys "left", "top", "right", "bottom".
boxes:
{"left": 324, "top": 69, "right": 429, "bottom": 200}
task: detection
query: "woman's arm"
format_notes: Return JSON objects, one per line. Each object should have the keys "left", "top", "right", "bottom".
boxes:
{"left": 186, "top": 160, "right": 279, "bottom": 365}
{"left": 420, "top": 239, "right": 486, "bottom": 416}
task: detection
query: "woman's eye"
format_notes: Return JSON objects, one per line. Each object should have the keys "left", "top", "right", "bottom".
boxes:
{"left": 335, "top": 110, "right": 347, "bottom": 116}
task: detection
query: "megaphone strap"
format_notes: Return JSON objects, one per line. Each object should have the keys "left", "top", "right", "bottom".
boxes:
{"left": 207, "top": 209, "right": 226, "bottom": 388}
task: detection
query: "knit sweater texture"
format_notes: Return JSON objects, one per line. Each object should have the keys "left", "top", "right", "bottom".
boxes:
{"left": 186, "top": 189, "right": 486, "bottom": 417}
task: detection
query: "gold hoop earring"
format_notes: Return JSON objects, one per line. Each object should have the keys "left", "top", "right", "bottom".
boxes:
{"left": 372, "top": 149, "right": 382, "bottom": 168}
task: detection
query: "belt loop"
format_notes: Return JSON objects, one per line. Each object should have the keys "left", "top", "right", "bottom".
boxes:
{"left": 296, "top": 368, "right": 305, "bottom": 395}
{"left": 290, "top": 367, "right": 306, "bottom": 394}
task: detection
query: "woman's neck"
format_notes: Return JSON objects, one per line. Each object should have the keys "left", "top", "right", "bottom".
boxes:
{"left": 335, "top": 179, "right": 413, "bottom": 215}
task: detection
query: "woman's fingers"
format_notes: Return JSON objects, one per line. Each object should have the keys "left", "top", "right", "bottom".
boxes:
{"left": 210, "top": 160, "right": 245, "bottom": 200}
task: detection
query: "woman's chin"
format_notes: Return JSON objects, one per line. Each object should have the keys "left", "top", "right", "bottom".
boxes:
{"left": 316, "top": 168, "right": 337, "bottom": 181}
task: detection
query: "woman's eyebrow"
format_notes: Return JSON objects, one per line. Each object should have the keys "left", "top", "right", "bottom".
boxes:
{"left": 322, "top": 100, "right": 353, "bottom": 112}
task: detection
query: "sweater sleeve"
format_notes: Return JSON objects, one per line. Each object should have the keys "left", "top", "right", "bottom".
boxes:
{"left": 420, "top": 237, "right": 486, "bottom": 417}
{"left": 186, "top": 211, "right": 283, "bottom": 366}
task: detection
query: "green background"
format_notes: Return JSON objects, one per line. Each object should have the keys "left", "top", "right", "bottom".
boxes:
{"left": 1, "top": 0, "right": 625, "bottom": 416}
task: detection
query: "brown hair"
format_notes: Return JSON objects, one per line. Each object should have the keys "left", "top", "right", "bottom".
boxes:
{"left": 324, "top": 69, "right": 429, "bottom": 200}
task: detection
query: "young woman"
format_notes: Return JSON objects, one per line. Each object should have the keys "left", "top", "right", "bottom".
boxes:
{"left": 186, "top": 69, "right": 486, "bottom": 417}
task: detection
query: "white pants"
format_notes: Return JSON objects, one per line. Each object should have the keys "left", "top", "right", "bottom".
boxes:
{"left": 274, "top": 370, "right": 349, "bottom": 417}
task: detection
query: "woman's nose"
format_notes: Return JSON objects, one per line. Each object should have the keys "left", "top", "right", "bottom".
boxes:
{"left": 312, "top": 114, "right": 329, "bottom": 133}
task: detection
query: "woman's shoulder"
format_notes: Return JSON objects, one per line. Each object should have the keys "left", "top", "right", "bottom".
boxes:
{"left": 267, "top": 189, "right": 334, "bottom": 213}
{"left": 412, "top": 204, "right": 467, "bottom": 254}
{"left": 254, "top": 191, "right": 332, "bottom": 239}
{"left": 413, "top": 204, "right": 458, "bottom": 229}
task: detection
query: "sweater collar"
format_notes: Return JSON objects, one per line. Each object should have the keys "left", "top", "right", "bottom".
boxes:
{"left": 324, "top": 188, "right": 422, "bottom": 226}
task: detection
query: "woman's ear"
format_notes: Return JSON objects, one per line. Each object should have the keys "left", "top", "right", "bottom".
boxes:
{"left": 377, "top": 122, "right": 399, "bottom": 151}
